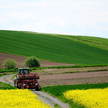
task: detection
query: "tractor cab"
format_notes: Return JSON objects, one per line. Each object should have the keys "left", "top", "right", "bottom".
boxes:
{"left": 18, "top": 68, "right": 30, "bottom": 74}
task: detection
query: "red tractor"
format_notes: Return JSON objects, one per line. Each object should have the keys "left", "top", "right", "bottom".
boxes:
{"left": 14, "top": 68, "right": 41, "bottom": 90}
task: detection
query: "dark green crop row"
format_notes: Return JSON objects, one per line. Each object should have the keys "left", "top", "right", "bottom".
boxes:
{"left": 0, "top": 30, "right": 108, "bottom": 65}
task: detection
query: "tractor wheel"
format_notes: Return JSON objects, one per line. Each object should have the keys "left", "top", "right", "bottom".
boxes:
{"left": 23, "top": 85, "right": 26, "bottom": 89}
{"left": 14, "top": 78, "right": 17, "bottom": 87}
{"left": 17, "top": 82, "right": 18, "bottom": 88}
{"left": 17, "top": 83, "right": 21, "bottom": 89}
{"left": 35, "top": 85, "right": 39, "bottom": 91}
{"left": 14, "top": 78, "right": 20, "bottom": 88}
{"left": 21, "top": 85, "right": 24, "bottom": 89}
{"left": 18, "top": 86, "right": 21, "bottom": 89}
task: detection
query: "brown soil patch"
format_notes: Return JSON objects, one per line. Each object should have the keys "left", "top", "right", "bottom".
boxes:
{"left": 39, "top": 71, "right": 108, "bottom": 87}
{"left": 33, "top": 66, "right": 108, "bottom": 75}
{"left": 33, "top": 66, "right": 108, "bottom": 87}
{"left": 0, "top": 52, "right": 74, "bottom": 68}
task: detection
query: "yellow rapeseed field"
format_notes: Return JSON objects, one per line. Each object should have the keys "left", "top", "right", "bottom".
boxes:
{"left": 63, "top": 87, "right": 108, "bottom": 108}
{"left": 0, "top": 89, "right": 52, "bottom": 108}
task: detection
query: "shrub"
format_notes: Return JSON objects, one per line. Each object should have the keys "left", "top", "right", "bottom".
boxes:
{"left": 24, "top": 56, "right": 40, "bottom": 68}
{"left": 2, "top": 59, "right": 17, "bottom": 69}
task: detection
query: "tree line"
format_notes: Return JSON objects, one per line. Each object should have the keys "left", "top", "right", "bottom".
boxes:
{"left": 2, "top": 56, "right": 40, "bottom": 69}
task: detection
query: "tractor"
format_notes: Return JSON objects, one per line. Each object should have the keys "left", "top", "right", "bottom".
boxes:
{"left": 14, "top": 68, "right": 41, "bottom": 90}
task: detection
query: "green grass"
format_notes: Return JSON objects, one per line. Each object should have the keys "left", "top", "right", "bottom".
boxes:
{"left": 59, "top": 35, "right": 108, "bottom": 50}
{"left": 54, "top": 104, "right": 61, "bottom": 108}
{"left": 11, "top": 74, "right": 17, "bottom": 81}
{"left": 0, "top": 72, "right": 17, "bottom": 77}
{"left": 0, "top": 72, "right": 17, "bottom": 89}
{"left": 0, "top": 73, "right": 11, "bottom": 77}
{"left": 30, "top": 64, "right": 108, "bottom": 70}
{"left": 0, "top": 30, "right": 108, "bottom": 65}
{"left": 0, "top": 81, "right": 16, "bottom": 89}
{"left": 0, "top": 68, "right": 18, "bottom": 72}
{"left": 1, "top": 64, "right": 108, "bottom": 73}
{"left": 42, "top": 83, "right": 108, "bottom": 108}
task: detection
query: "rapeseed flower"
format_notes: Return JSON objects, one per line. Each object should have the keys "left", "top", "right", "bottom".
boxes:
{"left": 63, "top": 87, "right": 108, "bottom": 108}
{"left": 0, "top": 89, "right": 52, "bottom": 108}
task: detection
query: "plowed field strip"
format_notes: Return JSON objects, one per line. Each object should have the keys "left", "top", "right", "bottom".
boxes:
{"left": 39, "top": 71, "right": 108, "bottom": 87}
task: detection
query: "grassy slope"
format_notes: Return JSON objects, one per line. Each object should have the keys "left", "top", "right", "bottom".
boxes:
{"left": 0, "top": 30, "right": 108, "bottom": 65}
{"left": 59, "top": 35, "right": 108, "bottom": 50}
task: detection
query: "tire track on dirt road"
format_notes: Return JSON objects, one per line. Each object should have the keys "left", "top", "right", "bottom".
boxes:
{"left": 0, "top": 74, "right": 69, "bottom": 108}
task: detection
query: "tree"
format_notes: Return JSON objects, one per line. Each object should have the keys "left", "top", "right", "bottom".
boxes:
{"left": 24, "top": 56, "right": 40, "bottom": 68}
{"left": 3, "top": 59, "right": 17, "bottom": 69}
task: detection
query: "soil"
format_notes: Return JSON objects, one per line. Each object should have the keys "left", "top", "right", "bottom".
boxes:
{"left": 39, "top": 71, "right": 108, "bottom": 87}
{"left": 0, "top": 52, "right": 74, "bottom": 68}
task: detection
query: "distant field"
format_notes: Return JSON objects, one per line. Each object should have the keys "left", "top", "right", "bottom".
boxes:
{"left": 0, "top": 30, "right": 108, "bottom": 65}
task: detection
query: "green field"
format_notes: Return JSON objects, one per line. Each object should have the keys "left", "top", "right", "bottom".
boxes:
{"left": 42, "top": 83, "right": 108, "bottom": 108}
{"left": 0, "top": 30, "right": 108, "bottom": 65}
{"left": 0, "top": 81, "right": 16, "bottom": 89}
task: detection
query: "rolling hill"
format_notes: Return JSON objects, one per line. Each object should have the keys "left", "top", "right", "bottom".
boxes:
{"left": 0, "top": 30, "right": 108, "bottom": 65}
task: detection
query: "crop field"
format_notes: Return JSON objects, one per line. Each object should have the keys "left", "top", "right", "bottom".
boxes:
{"left": 42, "top": 83, "right": 108, "bottom": 108}
{"left": 0, "top": 78, "right": 52, "bottom": 108}
{"left": 63, "top": 88, "right": 108, "bottom": 108}
{"left": 0, "top": 89, "right": 52, "bottom": 108}
{"left": 0, "top": 30, "right": 108, "bottom": 65}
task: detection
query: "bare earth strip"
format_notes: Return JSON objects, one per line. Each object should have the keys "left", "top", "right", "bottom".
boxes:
{"left": 0, "top": 52, "right": 74, "bottom": 68}
{"left": 33, "top": 66, "right": 108, "bottom": 75}
{"left": 39, "top": 71, "right": 108, "bottom": 87}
